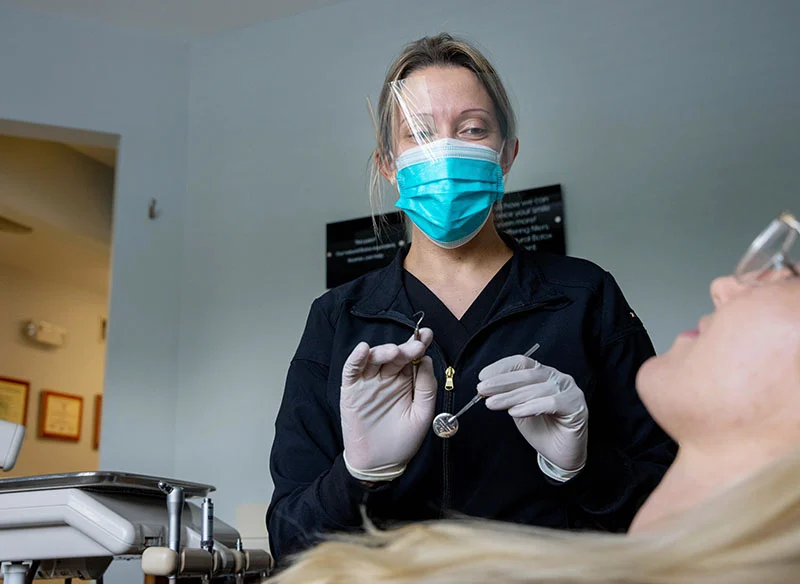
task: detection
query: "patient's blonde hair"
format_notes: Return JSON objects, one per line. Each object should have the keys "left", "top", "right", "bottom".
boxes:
{"left": 270, "top": 448, "right": 800, "bottom": 584}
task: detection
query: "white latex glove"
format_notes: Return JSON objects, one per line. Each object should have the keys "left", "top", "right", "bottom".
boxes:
{"left": 477, "top": 355, "right": 588, "bottom": 481}
{"left": 341, "top": 328, "right": 437, "bottom": 482}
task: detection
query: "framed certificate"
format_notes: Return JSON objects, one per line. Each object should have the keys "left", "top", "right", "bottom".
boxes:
{"left": 0, "top": 376, "right": 30, "bottom": 426}
{"left": 39, "top": 390, "right": 83, "bottom": 442}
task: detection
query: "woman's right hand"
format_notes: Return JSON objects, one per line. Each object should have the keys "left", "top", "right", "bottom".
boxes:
{"left": 340, "top": 328, "right": 436, "bottom": 482}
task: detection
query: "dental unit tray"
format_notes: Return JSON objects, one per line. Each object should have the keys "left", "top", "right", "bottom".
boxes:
{"left": 0, "top": 471, "right": 214, "bottom": 497}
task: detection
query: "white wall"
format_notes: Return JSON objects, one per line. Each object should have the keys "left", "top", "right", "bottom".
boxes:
{"left": 182, "top": 0, "right": 800, "bottom": 522}
{"left": 0, "top": 4, "right": 189, "bottom": 477}
{"left": 0, "top": 265, "right": 107, "bottom": 478}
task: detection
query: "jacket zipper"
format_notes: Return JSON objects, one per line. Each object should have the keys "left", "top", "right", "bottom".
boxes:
{"left": 442, "top": 365, "right": 456, "bottom": 514}
{"left": 437, "top": 300, "right": 564, "bottom": 513}
{"left": 444, "top": 366, "right": 455, "bottom": 390}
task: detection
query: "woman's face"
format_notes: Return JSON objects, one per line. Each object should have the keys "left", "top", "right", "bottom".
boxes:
{"left": 391, "top": 65, "right": 505, "bottom": 158}
{"left": 637, "top": 269, "right": 800, "bottom": 446}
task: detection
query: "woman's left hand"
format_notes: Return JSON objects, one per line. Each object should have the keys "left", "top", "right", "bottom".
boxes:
{"left": 477, "top": 355, "right": 589, "bottom": 476}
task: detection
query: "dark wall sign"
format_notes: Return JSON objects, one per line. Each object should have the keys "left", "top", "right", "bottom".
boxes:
{"left": 496, "top": 184, "right": 566, "bottom": 254}
{"left": 326, "top": 212, "right": 406, "bottom": 289}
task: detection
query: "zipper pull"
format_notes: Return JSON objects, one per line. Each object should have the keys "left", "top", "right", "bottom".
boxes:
{"left": 444, "top": 366, "right": 455, "bottom": 391}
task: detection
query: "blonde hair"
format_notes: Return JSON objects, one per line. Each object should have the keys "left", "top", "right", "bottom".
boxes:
{"left": 270, "top": 448, "right": 800, "bottom": 584}
{"left": 368, "top": 33, "right": 517, "bottom": 231}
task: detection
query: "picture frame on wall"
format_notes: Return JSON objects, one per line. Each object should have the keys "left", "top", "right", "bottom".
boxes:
{"left": 93, "top": 395, "right": 102, "bottom": 450}
{"left": 38, "top": 390, "right": 83, "bottom": 442}
{"left": 0, "top": 376, "right": 30, "bottom": 426}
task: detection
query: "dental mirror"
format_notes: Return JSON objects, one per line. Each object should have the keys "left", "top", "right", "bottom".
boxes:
{"left": 432, "top": 343, "right": 540, "bottom": 439}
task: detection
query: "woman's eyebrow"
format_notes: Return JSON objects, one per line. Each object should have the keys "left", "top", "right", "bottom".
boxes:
{"left": 460, "top": 108, "right": 491, "bottom": 116}
{"left": 399, "top": 112, "right": 434, "bottom": 127}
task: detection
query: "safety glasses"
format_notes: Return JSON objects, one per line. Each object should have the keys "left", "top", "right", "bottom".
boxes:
{"left": 735, "top": 212, "right": 799, "bottom": 284}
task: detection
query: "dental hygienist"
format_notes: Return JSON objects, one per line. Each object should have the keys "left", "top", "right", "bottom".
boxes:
{"left": 267, "top": 33, "right": 676, "bottom": 562}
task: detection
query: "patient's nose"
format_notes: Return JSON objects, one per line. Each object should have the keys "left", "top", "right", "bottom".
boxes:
{"left": 710, "top": 274, "right": 747, "bottom": 308}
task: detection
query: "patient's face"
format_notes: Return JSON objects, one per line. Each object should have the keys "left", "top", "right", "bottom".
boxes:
{"left": 637, "top": 273, "right": 800, "bottom": 445}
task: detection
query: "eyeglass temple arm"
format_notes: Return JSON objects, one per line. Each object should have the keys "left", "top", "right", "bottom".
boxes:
{"left": 780, "top": 256, "right": 800, "bottom": 277}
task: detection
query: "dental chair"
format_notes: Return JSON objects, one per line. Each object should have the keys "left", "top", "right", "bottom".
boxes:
{"left": 0, "top": 419, "right": 271, "bottom": 584}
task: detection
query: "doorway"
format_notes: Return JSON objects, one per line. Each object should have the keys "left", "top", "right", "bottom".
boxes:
{"left": 0, "top": 120, "right": 118, "bottom": 478}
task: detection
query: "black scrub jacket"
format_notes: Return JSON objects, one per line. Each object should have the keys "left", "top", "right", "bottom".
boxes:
{"left": 266, "top": 235, "right": 676, "bottom": 562}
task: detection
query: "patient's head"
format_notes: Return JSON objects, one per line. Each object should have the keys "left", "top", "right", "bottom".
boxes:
{"left": 637, "top": 214, "right": 800, "bottom": 453}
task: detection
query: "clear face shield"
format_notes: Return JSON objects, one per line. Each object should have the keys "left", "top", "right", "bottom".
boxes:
{"left": 386, "top": 75, "right": 510, "bottom": 163}
{"left": 376, "top": 73, "right": 514, "bottom": 249}
{"left": 735, "top": 212, "right": 800, "bottom": 284}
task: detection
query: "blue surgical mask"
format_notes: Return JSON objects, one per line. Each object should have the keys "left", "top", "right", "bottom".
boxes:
{"left": 394, "top": 138, "right": 505, "bottom": 249}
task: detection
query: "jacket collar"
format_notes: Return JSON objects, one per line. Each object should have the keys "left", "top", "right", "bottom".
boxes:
{"left": 351, "top": 233, "right": 568, "bottom": 323}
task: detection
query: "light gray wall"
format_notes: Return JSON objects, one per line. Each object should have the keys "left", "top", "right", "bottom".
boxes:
{"left": 0, "top": 4, "right": 189, "bottom": 477}
{"left": 182, "top": 0, "right": 800, "bottom": 522}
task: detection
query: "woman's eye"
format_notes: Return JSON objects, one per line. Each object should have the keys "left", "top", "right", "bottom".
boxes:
{"left": 410, "top": 130, "right": 434, "bottom": 141}
{"left": 462, "top": 126, "right": 488, "bottom": 137}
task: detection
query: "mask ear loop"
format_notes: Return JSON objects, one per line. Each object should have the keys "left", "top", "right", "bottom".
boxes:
{"left": 493, "top": 138, "right": 509, "bottom": 232}
{"left": 500, "top": 137, "right": 519, "bottom": 175}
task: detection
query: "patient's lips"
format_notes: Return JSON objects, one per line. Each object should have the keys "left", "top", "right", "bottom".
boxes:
{"left": 679, "top": 318, "right": 706, "bottom": 339}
